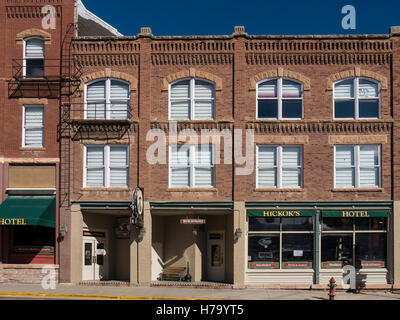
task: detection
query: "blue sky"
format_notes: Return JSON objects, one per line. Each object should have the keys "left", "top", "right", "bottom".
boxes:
{"left": 82, "top": 0, "right": 400, "bottom": 36}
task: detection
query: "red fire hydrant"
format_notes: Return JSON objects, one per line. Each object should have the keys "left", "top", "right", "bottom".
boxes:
{"left": 328, "top": 277, "right": 337, "bottom": 300}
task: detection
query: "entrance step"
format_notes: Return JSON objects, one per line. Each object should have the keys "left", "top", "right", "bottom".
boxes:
{"left": 78, "top": 281, "right": 132, "bottom": 287}
{"left": 151, "top": 281, "right": 233, "bottom": 289}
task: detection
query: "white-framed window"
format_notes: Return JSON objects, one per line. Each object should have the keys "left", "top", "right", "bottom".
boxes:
{"left": 257, "top": 145, "right": 303, "bottom": 189}
{"left": 23, "top": 37, "right": 45, "bottom": 77}
{"left": 85, "top": 79, "right": 130, "bottom": 120}
{"left": 334, "top": 145, "right": 381, "bottom": 189}
{"left": 23, "top": 105, "right": 44, "bottom": 147}
{"left": 169, "top": 78, "right": 215, "bottom": 120}
{"left": 84, "top": 145, "right": 129, "bottom": 188}
{"left": 334, "top": 78, "right": 380, "bottom": 119}
{"left": 257, "top": 78, "right": 303, "bottom": 120}
{"left": 169, "top": 145, "right": 215, "bottom": 188}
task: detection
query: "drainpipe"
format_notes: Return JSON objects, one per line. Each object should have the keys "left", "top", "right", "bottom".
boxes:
{"left": 315, "top": 208, "right": 321, "bottom": 285}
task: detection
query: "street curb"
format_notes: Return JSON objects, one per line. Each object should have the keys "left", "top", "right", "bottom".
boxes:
{"left": 0, "top": 292, "right": 215, "bottom": 300}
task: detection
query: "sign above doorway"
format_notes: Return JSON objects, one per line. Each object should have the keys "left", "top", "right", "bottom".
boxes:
{"left": 180, "top": 219, "right": 206, "bottom": 225}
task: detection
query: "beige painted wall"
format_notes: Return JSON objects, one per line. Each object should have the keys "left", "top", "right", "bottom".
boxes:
{"left": 9, "top": 165, "right": 56, "bottom": 188}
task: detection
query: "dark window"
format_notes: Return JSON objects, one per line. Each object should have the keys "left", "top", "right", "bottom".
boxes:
{"left": 26, "top": 59, "right": 44, "bottom": 77}
{"left": 359, "top": 100, "right": 379, "bottom": 118}
{"left": 322, "top": 218, "right": 353, "bottom": 231}
{"left": 355, "top": 233, "right": 386, "bottom": 268}
{"left": 321, "top": 234, "right": 353, "bottom": 267}
{"left": 248, "top": 235, "right": 280, "bottom": 263}
{"left": 249, "top": 217, "right": 280, "bottom": 232}
{"left": 282, "top": 100, "right": 302, "bottom": 119}
{"left": 282, "top": 234, "right": 313, "bottom": 263}
{"left": 334, "top": 100, "right": 355, "bottom": 118}
{"left": 355, "top": 218, "right": 387, "bottom": 231}
{"left": 13, "top": 226, "right": 55, "bottom": 247}
{"left": 282, "top": 217, "right": 313, "bottom": 232}
{"left": 258, "top": 100, "right": 278, "bottom": 119}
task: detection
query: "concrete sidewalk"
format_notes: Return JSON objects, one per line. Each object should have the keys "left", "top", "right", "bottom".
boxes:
{"left": 0, "top": 283, "right": 400, "bottom": 300}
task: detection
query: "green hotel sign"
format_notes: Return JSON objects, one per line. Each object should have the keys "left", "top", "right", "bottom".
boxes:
{"left": 322, "top": 210, "right": 390, "bottom": 218}
{"left": 248, "top": 210, "right": 315, "bottom": 218}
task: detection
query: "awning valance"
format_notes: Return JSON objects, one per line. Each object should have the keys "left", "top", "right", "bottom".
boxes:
{"left": 248, "top": 210, "right": 315, "bottom": 217}
{"left": 322, "top": 210, "right": 390, "bottom": 218}
{"left": 0, "top": 197, "right": 56, "bottom": 228}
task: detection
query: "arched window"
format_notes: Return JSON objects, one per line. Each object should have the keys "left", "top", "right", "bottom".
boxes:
{"left": 257, "top": 79, "right": 303, "bottom": 120}
{"left": 334, "top": 78, "right": 380, "bottom": 119}
{"left": 85, "top": 79, "right": 130, "bottom": 120}
{"left": 24, "top": 37, "right": 45, "bottom": 77}
{"left": 169, "top": 79, "right": 215, "bottom": 120}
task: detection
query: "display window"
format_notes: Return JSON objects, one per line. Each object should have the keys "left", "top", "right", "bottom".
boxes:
{"left": 247, "top": 211, "right": 314, "bottom": 270}
{"left": 321, "top": 215, "right": 387, "bottom": 269}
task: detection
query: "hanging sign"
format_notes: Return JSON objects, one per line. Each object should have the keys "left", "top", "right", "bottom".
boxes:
{"left": 180, "top": 219, "right": 206, "bottom": 225}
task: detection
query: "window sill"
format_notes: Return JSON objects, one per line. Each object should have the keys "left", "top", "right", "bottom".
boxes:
{"left": 168, "top": 188, "right": 218, "bottom": 193}
{"left": 331, "top": 188, "right": 384, "bottom": 192}
{"left": 254, "top": 188, "right": 305, "bottom": 193}
{"left": 20, "top": 147, "right": 46, "bottom": 152}
{"left": 81, "top": 187, "right": 130, "bottom": 192}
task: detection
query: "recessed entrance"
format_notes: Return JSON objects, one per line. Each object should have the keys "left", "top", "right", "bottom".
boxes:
{"left": 82, "top": 231, "right": 108, "bottom": 281}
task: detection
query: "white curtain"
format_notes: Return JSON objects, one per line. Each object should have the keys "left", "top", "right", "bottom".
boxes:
{"left": 258, "top": 80, "right": 277, "bottom": 98}
{"left": 109, "top": 147, "right": 128, "bottom": 187}
{"left": 86, "top": 147, "right": 105, "bottom": 187}
{"left": 24, "top": 106, "right": 44, "bottom": 147}
{"left": 26, "top": 38, "right": 45, "bottom": 58}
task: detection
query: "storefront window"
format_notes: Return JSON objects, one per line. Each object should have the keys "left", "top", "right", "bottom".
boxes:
{"left": 321, "top": 214, "right": 388, "bottom": 269}
{"left": 247, "top": 211, "right": 314, "bottom": 270}
{"left": 321, "top": 234, "right": 353, "bottom": 268}
{"left": 355, "top": 233, "right": 387, "bottom": 268}
{"left": 282, "top": 234, "right": 313, "bottom": 268}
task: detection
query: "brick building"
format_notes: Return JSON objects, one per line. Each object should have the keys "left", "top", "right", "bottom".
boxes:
{"left": 1, "top": 0, "right": 400, "bottom": 288}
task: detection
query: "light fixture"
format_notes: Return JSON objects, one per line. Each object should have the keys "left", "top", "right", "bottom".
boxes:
{"left": 192, "top": 226, "right": 198, "bottom": 237}
{"left": 138, "top": 227, "right": 146, "bottom": 242}
{"left": 235, "top": 228, "right": 243, "bottom": 240}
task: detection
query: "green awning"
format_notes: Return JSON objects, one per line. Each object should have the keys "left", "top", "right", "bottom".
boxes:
{"left": 248, "top": 210, "right": 315, "bottom": 217}
{"left": 0, "top": 197, "right": 56, "bottom": 228}
{"left": 322, "top": 210, "right": 390, "bottom": 218}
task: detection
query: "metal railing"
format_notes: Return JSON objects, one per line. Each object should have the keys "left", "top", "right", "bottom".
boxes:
{"left": 64, "top": 102, "right": 133, "bottom": 122}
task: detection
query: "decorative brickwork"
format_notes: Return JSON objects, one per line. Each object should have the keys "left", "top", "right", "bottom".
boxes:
{"left": 249, "top": 68, "right": 311, "bottom": 91}
{"left": 326, "top": 67, "right": 389, "bottom": 90}
{"left": 16, "top": 28, "right": 51, "bottom": 44}
{"left": 161, "top": 68, "right": 223, "bottom": 91}
{"left": 80, "top": 68, "right": 138, "bottom": 91}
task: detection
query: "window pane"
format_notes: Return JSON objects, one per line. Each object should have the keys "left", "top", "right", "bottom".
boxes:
{"left": 170, "top": 168, "right": 190, "bottom": 187}
{"left": 321, "top": 234, "right": 353, "bottom": 267}
{"left": 195, "top": 80, "right": 214, "bottom": 99}
{"left": 281, "top": 169, "right": 301, "bottom": 188}
{"left": 336, "top": 146, "right": 354, "bottom": 167}
{"left": 282, "top": 234, "right": 313, "bottom": 266}
{"left": 322, "top": 218, "right": 353, "bottom": 231}
{"left": 87, "top": 147, "right": 104, "bottom": 167}
{"left": 110, "top": 81, "right": 129, "bottom": 99}
{"left": 258, "top": 100, "right": 278, "bottom": 118}
{"left": 335, "top": 100, "right": 355, "bottom": 118}
{"left": 355, "top": 218, "right": 387, "bottom": 231}
{"left": 110, "top": 102, "right": 129, "bottom": 120}
{"left": 359, "top": 146, "right": 379, "bottom": 166}
{"left": 248, "top": 235, "right": 280, "bottom": 268}
{"left": 87, "top": 81, "right": 106, "bottom": 100}
{"left": 25, "top": 39, "right": 45, "bottom": 58}
{"left": 282, "top": 100, "right": 302, "bottom": 119}
{"left": 170, "top": 100, "right": 190, "bottom": 120}
{"left": 359, "top": 100, "right": 379, "bottom": 118}
{"left": 171, "top": 81, "right": 190, "bottom": 99}
{"left": 282, "top": 147, "right": 301, "bottom": 167}
{"left": 335, "top": 79, "right": 354, "bottom": 98}
{"left": 258, "top": 80, "right": 277, "bottom": 98}
{"left": 110, "top": 147, "right": 128, "bottom": 167}
{"left": 25, "top": 107, "right": 43, "bottom": 127}
{"left": 194, "top": 168, "right": 213, "bottom": 187}
{"left": 194, "top": 100, "right": 213, "bottom": 119}
{"left": 359, "top": 79, "right": 379, "bottom": 98}
{"left": 258, "top": 169, "right": 277, "bottom": 188}
{"left": 282, "top": 80, "right": 302, "bottom": 98}
{"left": 87, "top": 102, "right": 106, "bottom": 120}
{"left": 249, "top": 217, "right": 280, "bottom": 232}
{"left": 258, "top": 147, "right": 276, "bottom": 166}
{"left": 25, "top": 59, "right": 44, "bottom": 77}
{"left": 359, "top": 168, "right": 379, "bottom": 188}
{"left": 170, "top": 146, "right": 190, "bottom": 166}
{"left": 355, "top": 234, "right": 386, "bottom": 268}
{"left": 110, "top": 169, "right": 128, "bottom": 187}
{"left": 335, "top": 168, "right": 355, "bottom": 188}
{"left": 195, "top": 146, "right": 213, "bottom": 165}
{"left": 282, "top": 217, "right": 313, "bottom": 231}
{"left": 25, "top": 128, "right": 43, "bottom": 146}
{"left": 87, "top": 169, "right": 104, "bottom": 187}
